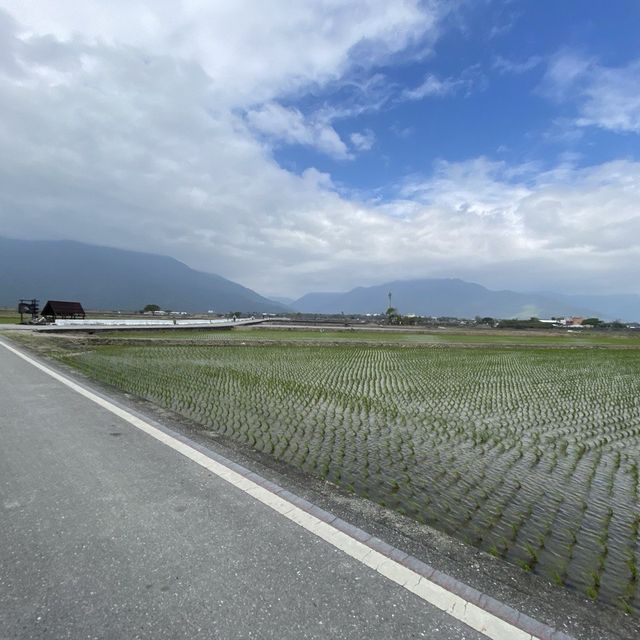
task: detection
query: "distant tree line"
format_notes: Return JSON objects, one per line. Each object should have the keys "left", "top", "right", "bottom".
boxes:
{"left": 142, "top": 304, "right": 161, "bottom": 313}
{"left": 497, "top": 317, "right": 628, "bottom": 330}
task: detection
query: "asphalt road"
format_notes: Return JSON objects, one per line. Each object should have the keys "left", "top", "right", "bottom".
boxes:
{"left": 0, "top": 342, "right": 485, "bottom": 640}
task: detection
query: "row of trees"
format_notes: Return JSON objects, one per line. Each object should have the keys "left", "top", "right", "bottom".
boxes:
{"left": 386, "top": 310, "right": 629, "bottom": 329}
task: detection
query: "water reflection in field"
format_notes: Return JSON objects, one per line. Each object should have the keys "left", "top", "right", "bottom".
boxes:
{"left": 62, "top": 344, "right": 640, "bottom": 613}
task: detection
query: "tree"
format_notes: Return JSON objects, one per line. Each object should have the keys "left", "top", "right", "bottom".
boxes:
{"left": 143, "top": 304, "right": 161, "bottom": 313}
{"left": 386, "top": 306, "right": 401, "bottom": 325}
{"left": 583, "top": 317, "right": 603, "bottom": 326}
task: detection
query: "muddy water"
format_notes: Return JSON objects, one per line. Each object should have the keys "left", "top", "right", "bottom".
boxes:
{"left": 62, "top": 344, "right": 640, "bottom": 614}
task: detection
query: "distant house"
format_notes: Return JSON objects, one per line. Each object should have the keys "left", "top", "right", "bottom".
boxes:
{"left": 41, "top": 300, "right": 86, "bottom": 321}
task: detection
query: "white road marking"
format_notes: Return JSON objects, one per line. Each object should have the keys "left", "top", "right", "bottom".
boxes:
{"left": 1, "top": 340, "right": 540, "bottom": 639}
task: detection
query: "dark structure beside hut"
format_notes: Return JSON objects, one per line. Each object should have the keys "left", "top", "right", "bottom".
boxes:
{"left": 41, "top": 300, "right": 86, "bottom": 321}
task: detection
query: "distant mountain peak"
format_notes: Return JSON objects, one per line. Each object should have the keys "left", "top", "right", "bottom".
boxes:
{"left": 0, "top": 237, "right": 287, "bottom": 313}
{"left": 293, "top": 278, "right": 640, "bottom": 321}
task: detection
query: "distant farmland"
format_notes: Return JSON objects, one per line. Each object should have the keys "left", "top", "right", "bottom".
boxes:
{"left": 45, "top": 334, "right": 640, "bottom": 613}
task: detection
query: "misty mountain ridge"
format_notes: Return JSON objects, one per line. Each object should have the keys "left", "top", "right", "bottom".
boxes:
{"left": 2, "top": 237, "right": 638, "bottom": 320}
{"left": 293, "top": 279, "right": 640, "bottom": 321}
{"left": 0, "top": 237, "right": 286, "bottom": 313}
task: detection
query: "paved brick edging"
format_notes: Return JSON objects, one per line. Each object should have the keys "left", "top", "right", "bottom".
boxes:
{"left": 169, "top": 432, "right": 574, "bottom": 640}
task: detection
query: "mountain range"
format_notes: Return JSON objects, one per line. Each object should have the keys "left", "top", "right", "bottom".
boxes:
{"left": 2, "top": 237, "right": 638, "bottom": 320}
{"left": 0, "top": 237, "right": 286, "bottom": 313}
{"left": 291, "top": 279, "right": 640, "bottom": 321}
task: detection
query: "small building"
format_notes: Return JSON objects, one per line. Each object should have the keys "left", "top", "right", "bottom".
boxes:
{"left": 41, "top": 300, "right": 86, "bottom": 321}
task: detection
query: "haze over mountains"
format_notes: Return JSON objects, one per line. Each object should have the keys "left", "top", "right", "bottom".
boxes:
{"left": 292, "top": 281, "right": 640, "bottom": 321}
{"left": 2, "top": 237, "right": 639, "bottom": 320}
{"left": 0, "top": 237, "right": 286, "bottom": 313}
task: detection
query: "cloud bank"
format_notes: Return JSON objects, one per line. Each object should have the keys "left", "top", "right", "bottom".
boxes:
{"left": 541, "top": 51, "right": 640, "bottom": 134}
{"left": 0, "top": 3, "right": 639, "bottom": 297}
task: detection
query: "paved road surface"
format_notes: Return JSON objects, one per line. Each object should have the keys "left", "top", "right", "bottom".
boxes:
{"left": 0, "top": 342, "right": 486, "bottom": 639}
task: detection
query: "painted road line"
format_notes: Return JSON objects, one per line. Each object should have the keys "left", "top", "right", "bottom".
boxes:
{"left": 0, "top": 340, "right": 573, "bottom": 640}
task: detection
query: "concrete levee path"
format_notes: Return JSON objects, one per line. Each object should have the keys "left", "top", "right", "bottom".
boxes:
{"left": 0, "top": 340, "right": 569, "bottom": 639}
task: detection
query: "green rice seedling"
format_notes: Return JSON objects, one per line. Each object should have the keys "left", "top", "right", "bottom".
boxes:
{"left": 53, "top": 340, "right": 640, "bottom": 613}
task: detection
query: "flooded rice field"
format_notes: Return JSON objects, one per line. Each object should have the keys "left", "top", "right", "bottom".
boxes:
{"left": 61, "top": 343, "right": 640, "bottom": 613}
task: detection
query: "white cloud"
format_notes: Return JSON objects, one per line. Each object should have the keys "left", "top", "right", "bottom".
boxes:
{"left": 350, "top": 129, "right": 375, "bottom": 151}
{"left": 493, "top": 55, "right": 542, "bottom": 75}
{"left": 488, "top": 17, "right": 517, "bottom": 40}
{"left": 0, "top": 4, "right": 639, "bottom": 298}
{"left": 539, "top": 51, "right": 595, "bottom": 101}
{"left": 2, "top": 0, "right": 437, "bottom": 105}
{"left": 402, "top": 65, "right": 485, "bottom": 100}
{"left": 0, "top": 1, "right": 443, "bottom": 291}
{"left": 540, "top": 52, "right": 640, "bottom": 133}
{"left": 393, "top": 157, "right": 640, "bottom": 292}
{"left": 403, "top": 73, "right": 459, "bottom": 99}
{"left": 246, "top": 103, "right": 351, "bottom": 159}
{"left": 576, "top": 60, "right": 640, "bottom": 133}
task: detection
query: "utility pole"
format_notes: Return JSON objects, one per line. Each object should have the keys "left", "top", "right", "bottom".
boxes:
{"left": 18, "top": 298, "right": 39, "bottom": 324}
{"left": 388, "top": 291, "right": 392, "bottom": 310}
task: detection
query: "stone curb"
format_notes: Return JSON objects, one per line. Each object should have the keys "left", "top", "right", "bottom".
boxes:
{"left": 164, "top": 425, "right": 575, "bottom": 640}
{"left": 3, "top": 339, "right": 575, "bottom": 640}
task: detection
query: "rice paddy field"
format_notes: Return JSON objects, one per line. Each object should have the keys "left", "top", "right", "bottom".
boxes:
{"left": 48, "top": 330, "right": 640, "bottom": 613}
{"left": 0, "top": 310, "right": 20, "bottom": 324}
{"left": 100, "top": 326, "right": 640, "bottom": 347}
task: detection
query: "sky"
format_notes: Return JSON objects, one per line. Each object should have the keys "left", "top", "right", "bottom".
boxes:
{"left": 0, "top": 1, "right": 639, "bottom": 298}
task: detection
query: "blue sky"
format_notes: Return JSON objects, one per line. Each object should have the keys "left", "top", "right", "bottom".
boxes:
{"left": 1, "top": 1, "right": 639, "bottom": 297}
{"left": 271, "top": 1, "right": 640, "bottom": 194}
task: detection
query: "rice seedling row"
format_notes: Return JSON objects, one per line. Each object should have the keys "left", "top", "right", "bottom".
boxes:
{"left": 59, "top": 343, "right": 640, "bottom": 613}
